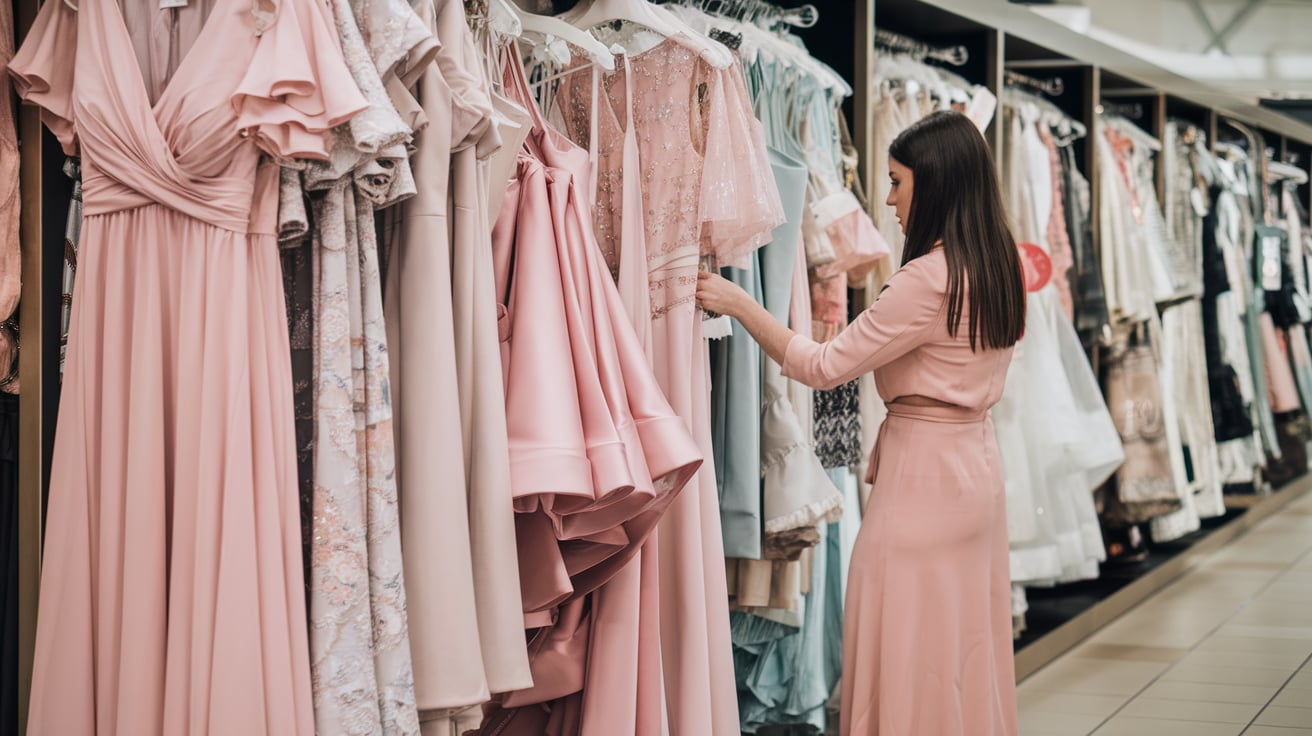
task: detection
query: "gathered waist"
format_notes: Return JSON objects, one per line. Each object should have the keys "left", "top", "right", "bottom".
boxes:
{"left": 884, "top": 400, "right": 987, "bottom": 424}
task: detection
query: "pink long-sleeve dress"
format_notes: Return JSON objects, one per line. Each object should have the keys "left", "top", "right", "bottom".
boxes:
{"left": 782, "top": 249, "right": 1019, "bottom": 736}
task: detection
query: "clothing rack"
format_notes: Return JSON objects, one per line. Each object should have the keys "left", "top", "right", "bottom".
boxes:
{"left": 874, "top": 28, "right": 968, "bottom": 66}
{"left": 667, "top": 0, "right": 818, "bottom": 29}
{"left": 1100, "top": 101, "right": 1145, "bottom": 119}
{"left": 1005, "top": 69, "right": 1063, "bottom": 97}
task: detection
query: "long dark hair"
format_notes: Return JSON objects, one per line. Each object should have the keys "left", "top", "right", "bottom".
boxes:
{"left": 888, "top": 110, "right": 1026, "bottom": 351}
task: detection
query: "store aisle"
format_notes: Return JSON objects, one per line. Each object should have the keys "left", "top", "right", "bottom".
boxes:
{"left": 1018, "top": 490, "right": 1312, "bottom": 735}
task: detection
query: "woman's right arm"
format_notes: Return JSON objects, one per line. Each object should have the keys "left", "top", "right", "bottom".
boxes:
{"left": 697, "top": 256, "right": 946, "bottom": 391}
{"left": 780, "top": 257, "right": 946, "bottom": 390}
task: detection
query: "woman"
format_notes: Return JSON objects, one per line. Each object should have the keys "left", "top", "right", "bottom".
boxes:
{"left": 697, "top": 110, "right": 1025, "bottom": 735}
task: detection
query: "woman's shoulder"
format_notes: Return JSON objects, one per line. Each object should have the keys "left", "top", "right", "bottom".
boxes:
{"left": 889, "top": 249, "right": 948, "bottom": 292}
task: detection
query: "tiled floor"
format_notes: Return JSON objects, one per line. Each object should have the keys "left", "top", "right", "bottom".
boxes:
{"left": 1018, "top": 489, "right": 1312, "bottom": 735}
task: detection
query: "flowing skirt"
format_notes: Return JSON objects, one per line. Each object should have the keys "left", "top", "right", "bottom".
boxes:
{"left": 28, "top": 207, "right": 313, "bottom": 735}
{"left": 840, "top": 403, "right": 1016, "bottom": 736}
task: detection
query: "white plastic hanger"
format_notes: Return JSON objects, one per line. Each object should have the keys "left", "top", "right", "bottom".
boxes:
{"left": 558, "top": 0, "right": 733, "bottom": 68}
{"left": 1270, "top": 161, "right": 1309, "bottom": 186}
{"left": 489, "top": 0, "right": 524, "bottom": 37}
{"left": 515, "top": 5, "right": 616, "bottom": 69}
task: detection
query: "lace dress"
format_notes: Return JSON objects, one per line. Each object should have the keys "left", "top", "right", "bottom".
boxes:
{"left": 268, "top": 0, "right": 439, "bottom": 728}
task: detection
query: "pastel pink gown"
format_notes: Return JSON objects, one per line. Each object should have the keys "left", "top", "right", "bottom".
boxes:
{"left": 8, "top": 0, "right": 365, "bottom": 731}
{"left": 781, "top": 250, "right": 1019, "bottom": 736}
{"left": 553, "top": 34, "right": 784, "bottom": 736}
{"left": 474, "top": 51, "right": 702, "bottom": 736}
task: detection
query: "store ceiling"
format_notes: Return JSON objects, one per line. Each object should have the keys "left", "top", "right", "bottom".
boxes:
{"left": 1019, "top": 0, "right": 1312, "bottom": 107}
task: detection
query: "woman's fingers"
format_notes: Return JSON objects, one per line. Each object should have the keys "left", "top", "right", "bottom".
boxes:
{"left": 696, "top": 272, "right": 739, "bottom": 316}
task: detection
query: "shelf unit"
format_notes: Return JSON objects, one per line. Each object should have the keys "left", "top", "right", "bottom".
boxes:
{"left": 833, "top": 0, "right": 1312, "bottom": 682}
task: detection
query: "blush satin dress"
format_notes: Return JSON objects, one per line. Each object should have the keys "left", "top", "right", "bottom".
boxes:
{"left": 782, "top": 249, "right": 1019, "bottom": 736}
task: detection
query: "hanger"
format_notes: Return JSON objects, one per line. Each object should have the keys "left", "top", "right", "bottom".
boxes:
{"left": 1005, "top": 70, "right": 1063, "bottom": 97}
{"left": 558, "top": 0, "right": 734, "bottom": 68}
{"left": 488, "top": 0, "right": 524, "bottom": 37}
{"left": 515, "top": 5, "right": 616, "bottom": 69}
{"left": 1269, "top": 161, "right": 1308, "bottom": 186}
{"left": 1002, "top": 86, "right": 1086, "bottom": 139}
{"left": 1101, "top": 109, "right": 1162, "bottom": 151}
{"left": 874, "top": 29, "right": 968, "bottom": 67}
{"left": 668, "top": 3, "right": 848, "bottom": 95}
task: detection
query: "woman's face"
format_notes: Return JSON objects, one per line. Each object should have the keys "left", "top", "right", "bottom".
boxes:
{"left": 886, "top": 157, "right": 914, "bottom": 235}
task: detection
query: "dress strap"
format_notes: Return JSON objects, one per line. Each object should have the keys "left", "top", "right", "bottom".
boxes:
{"left": 614, "top": 52, "right": 652, "bottom": 349}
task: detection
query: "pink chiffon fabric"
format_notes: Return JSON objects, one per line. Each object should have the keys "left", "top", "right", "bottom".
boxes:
{"left": 9, "top": 0, "right": 365, "bottom": 730}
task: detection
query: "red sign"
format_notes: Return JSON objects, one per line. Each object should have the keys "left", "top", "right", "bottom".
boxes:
{"left": 1017, "top": 242, "right": 1052, "bottom": 293}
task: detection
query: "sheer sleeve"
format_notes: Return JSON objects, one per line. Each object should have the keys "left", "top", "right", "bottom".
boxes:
{"left": 698, "top": 59, "right": 784, "bottom": 269}
{"left": 7, "top": 0, "right": 78, "bottom": 154}
{"left": 782, "top": 253, "right": 947, "bottom": 390}
{"left": 231, "top": 0, "right": 368, "bottom": 160}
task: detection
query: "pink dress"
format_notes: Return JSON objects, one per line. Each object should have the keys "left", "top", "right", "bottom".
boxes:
{"left": 0, "top": 0, "right": 16, "bottom": 323}
{"left": 473, "top": 52, "right": 701, "bottom": 736}
{"left": 554, "top": 35, "right": 784, "bottom": 735}
{"left": 8, "top": 0, "right": 365, "bottom": 731}
{"left": 782, "top": 250, "right": 1018, "bottom": 736}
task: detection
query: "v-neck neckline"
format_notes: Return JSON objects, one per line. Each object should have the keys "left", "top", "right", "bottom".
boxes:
{"left": 101, "top": 0, "right": 226, "bottom": 112}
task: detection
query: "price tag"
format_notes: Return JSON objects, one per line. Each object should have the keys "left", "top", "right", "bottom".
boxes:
{"left": 1261, "top": 234, "right": 1283, "bottom": 292}
{"left": 160, "top": 0, "right": 188, "bottom": 8}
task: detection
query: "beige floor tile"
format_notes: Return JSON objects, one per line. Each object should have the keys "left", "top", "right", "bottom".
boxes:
{"left": 1018, "top": 710, "right": 1107, "bottom": 735}
{"left": 1270, "top": 687, "right": 1312, "bottom": 709}
{"left": 1233, "top": 606, "right": 1312, "bottom": 628}
{"left": 1023, "top": 660, "right": 1168, "bottom": 697}
{"left": 1018, "top": 691, "right": 1129, "bottom": 717}
{"left": 1243, "top": 728, "right": 1312, "bottom": 736}
{"left": 1212, "top": 560, "right": 1292, "bottom": 572}
{"left": 1196, "top": 637, "right": 1312, "bottom": 658}
{"left": 1162, "top": 662, "right": 1292, "bottom": 687}
{"left": 1221, "top": 625, "right": 1312, "bottom": 641}
{"left": 1257, "top": 706, "right": 1312, "bottom": 728}
{"left": 1253, "top": 579, "right": 1312, "bottom": 596}
{"left": 1137, "top": 680, "right": 1278, "bottom": 705}
{"left": 1092, "top": 618, "right": 1220, "bottom": 649}
{"left": 1118, "top": 697, "right": 1263, "bottom": 723}
{"left": 1182, "top": 649, "right": 1311, "bottom": 671}
{"left": 1253, "top": 591, "right": 1312, "bottom": 608}
{"left": 1093, "top": 716, "right": 1242, "bottom": 735}
{"left": 1072, "top": 644, "right": 1191, "bottom": 664}
{"left": 1290, "top": 670, "right": 1312, "bottom": 690}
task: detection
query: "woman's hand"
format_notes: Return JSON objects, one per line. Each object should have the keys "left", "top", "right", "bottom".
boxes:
{"left": 696, "top": 271, "right": 752, "bottom": 319}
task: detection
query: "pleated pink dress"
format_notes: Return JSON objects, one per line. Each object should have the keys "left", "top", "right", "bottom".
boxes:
{"left": 8, "top": 0, "right": 365, "bottom": 731}
{"left": 781, "top": 250, "right": 1019, "bottom": 736}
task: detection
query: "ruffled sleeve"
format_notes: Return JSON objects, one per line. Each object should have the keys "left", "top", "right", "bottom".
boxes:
{"left": 7, "top": 0, "right": 78, "bottom": 154}
{"left": 231, "top": 0, "right": 368, "bottom": 161}
{"left": 697, "top": 59, "right": 785, "bottom": 270}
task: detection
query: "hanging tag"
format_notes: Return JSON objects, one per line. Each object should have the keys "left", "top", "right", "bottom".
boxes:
{"left": 159, "top": 0, "right": 188, "bottom": 8}
{"left": 1261, "top": 234, "right": 1283, "bottom": 292}
{"left": 1190, "top": 187, "right": 1209, "bottom": 218}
